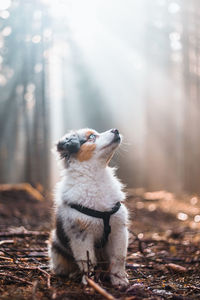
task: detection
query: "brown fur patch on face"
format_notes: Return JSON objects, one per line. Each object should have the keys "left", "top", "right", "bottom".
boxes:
{"left": 76, "top": 144, "right": 96, "bottom": 162}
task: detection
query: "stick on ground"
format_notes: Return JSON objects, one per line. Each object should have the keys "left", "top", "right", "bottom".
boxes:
{"left": 0, "top": 272, "right": 33, "bottom": 285}
{"left": 86, "top": 276, "right": 116, "bottom": 300}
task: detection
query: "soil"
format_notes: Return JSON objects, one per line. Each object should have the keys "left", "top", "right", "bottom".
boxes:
{"left": 0, "top": 185, "right": 200, "bottom": 299}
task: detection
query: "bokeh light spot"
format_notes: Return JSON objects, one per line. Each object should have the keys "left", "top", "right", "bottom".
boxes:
{"left": 2, "top": 26, "right": 12, "bottom": 37}
{"left": 34, "top": 63, "right": 43, "bottom": 73}
{"left": 0, "top": 10, "right": 10, "bottom": 19}
{"left": 32, "top": 35, "right": 41, "bottom": 43}
{"left": 194, "top": 215, "right": 200, "bottom": 223}
{"left": 177, "top": 212, "right": 188, "bottom": 221}
{"left": 0, "top": 0, "right": 11, "bottom": 11}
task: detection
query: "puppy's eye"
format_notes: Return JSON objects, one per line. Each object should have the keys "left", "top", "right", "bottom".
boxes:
{"left": 88, "top": 134, "right": 96, "bottom": 141}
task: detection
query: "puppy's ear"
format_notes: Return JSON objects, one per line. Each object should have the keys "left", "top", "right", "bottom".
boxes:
{"left": 57, "top": 135, "right": 80, "bottom": 159}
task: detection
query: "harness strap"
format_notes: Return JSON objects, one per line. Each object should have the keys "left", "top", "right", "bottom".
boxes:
{"left": 69, "top": 201, "right": 121, "bottom": 248}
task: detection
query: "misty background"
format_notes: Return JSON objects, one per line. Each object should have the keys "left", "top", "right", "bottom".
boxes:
{"left": 0, "top": 0, "right": 199, "bottom": 194}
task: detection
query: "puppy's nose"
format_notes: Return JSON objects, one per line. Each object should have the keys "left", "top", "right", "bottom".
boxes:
{"left": 111, "top": 128, "right": 119, "bottom": 135}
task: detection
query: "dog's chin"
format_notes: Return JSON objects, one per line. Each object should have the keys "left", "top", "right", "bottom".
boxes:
{"left": 100, "top": 137, "right": 121, "bottom": 152}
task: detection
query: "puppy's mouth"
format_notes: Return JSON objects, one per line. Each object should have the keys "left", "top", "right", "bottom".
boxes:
{"left": 101, "top": 135, "right": 121, "bottom": 150}
{"left": 113, "top": 134, "right": 121, "bottom": 143}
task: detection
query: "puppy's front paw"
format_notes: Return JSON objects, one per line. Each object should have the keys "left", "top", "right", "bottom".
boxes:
{"left": 110, "top": 273, "right": 129, "bottom": 287}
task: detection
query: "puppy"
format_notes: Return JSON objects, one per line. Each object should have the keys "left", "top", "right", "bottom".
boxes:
{"left": 49, "top": 128, "right": 129, "bottom": 286}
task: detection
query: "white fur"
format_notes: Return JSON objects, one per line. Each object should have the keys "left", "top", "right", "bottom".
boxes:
{"left": 49, "top": 128, "right": 129, "bottom": 286}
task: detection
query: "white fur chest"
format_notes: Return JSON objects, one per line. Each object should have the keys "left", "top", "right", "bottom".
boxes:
{"left": 54, "top": 166, "right": 127, "bottom": 243}
{"left": 55, "top": 166, "right": 125, "bottom": 211}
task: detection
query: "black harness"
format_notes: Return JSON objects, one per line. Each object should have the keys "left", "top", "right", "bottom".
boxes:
{"left": 69, "top": 201, "right": 121, "bottom": 248}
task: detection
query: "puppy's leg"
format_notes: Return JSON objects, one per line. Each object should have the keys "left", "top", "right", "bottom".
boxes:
{"left": 70, "top": 234, "right": 96, "bottom": 283}
{"left": 106, "top": 225, "right": 129, "bottom": 286}
{"left": 49, "top": 230, "right": 78, "bottom": 276}
{"left": 49, "top": 243, "right": 74, "bottom": 275}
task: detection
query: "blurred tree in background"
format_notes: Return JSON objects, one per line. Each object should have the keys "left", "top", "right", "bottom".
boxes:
{"left": 0, "top": 0, "right": 50, "bottom": 188}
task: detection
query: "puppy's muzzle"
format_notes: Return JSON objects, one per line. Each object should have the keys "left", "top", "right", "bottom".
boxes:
{"left": 111, "top": 128, "right": 121, "bottom": 143}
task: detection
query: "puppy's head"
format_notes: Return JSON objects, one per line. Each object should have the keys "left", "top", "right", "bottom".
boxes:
{"left": 56, "top": 128, "right": 121, "bottom": 166}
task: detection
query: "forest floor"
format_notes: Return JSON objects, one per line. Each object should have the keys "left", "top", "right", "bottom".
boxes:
{"left": 0, "top": 184, "right": 200, "bottom": 300}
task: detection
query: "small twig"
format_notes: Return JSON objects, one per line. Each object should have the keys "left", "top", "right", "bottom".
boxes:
{"left": 37, "top": 267, "right": 51, "bottom": 288}
{"left": 0, "top": 265, "right": 47, "bottom": 270}
{"left": 86, "top": 276, "right": 116, "bottom": 300}
{"left": 0, "top": 272, "right": 33, "bottom": 285}
{"left": 0, "top": 240, "right": 14, "bottom": 246}
{"left": 0, "top": 248, "right": 18, "bottom": 263}
{"left": 0, "top": 265, "right": 25, "bottom": 269}
{"left": 0, "top": 265, "right": 50, "bottom": 287}
{"left": 0, "top": 231, "right": 48, "bottom": 238}
{"left": 0, "top": 256, "right": 13, "bottom": 261}
{"left": 189, "top": 285, "right": 200, "bottom": 291}
{"left": 2, "top": 247, "right": 47, "bottom": 252}
{"left": 4, "top": 247, "right": 48, "bottom": 266}
{"left": 17, "top": 252, "right": 48, "bottom": 258}
{"left": 15, "top": 257, "right": 49, "bottom": 263}
{"left": 165, "top": 263, "right": 187, "bottom": 273}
